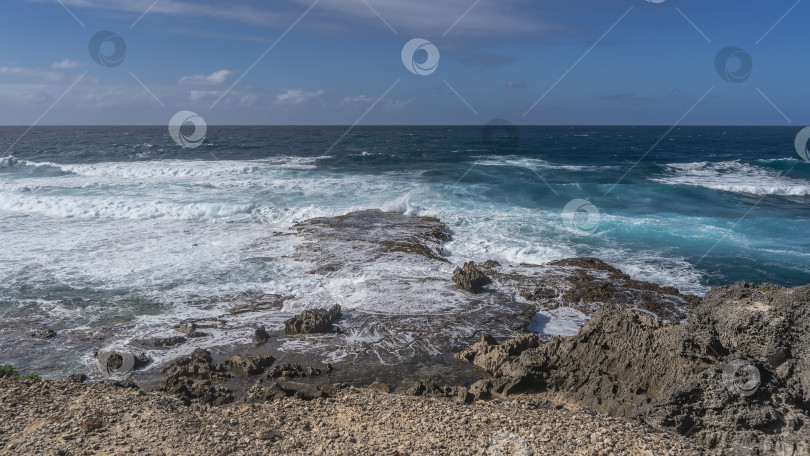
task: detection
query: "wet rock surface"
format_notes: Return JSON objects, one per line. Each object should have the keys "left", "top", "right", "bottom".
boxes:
{"left": 454, "top": 282, "right": 810, "bottom": 454}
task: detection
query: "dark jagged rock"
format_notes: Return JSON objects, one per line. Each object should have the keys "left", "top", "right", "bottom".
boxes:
{"left": 454, "top": 281, "right": 810, "bottom": 453}
{"left": 64, "top": 374, "right": 86, "bottom": 383}
{"left": 406, "top": 379, "right": 453, "bottom": 398}
{"left": 174, "top": 320, "right": 215, "bottom": 338}
{"left": 161, "top": 349, "right": 229, "bottom": 382}
{"left": 160, "top": 349, "right": 233, "bottom": 405}
{"left": 266, "top": 363, "right": 326, "bottom": 380}
{"left": 246, "top": 381, "right": 326, "bottom": 402}
{"left": 164, "top": 378, "right": 233, "bottom": 406}
{"left": 481, "top": 257, "right": 698, "bottom": 323}
{"left": 149, "top": 336, "right": 186, "bottom": 348}
{"left": 253, "top": 326, "right": 269, "bottom": 345}
{"left": 452, "top": 262, "right": 492, "bottom": 293}
{"left": 454, "top": 333, "right": 539, "bottom": 374}
{"left": 267, "top": 363, "right": 305, "bottom": 379}
{"left": 227, "top": 294, "right": 286, "bottom": 315}
{"left": 226, "top": 354, "right": 275, "bottom": 376}
{"left": 284, "top": 305, "right": 342, "bottom": 335}
{"left": 406, "top": 379, "right": 471, "bottom": 403}
{"left": 293, "top": 210, "right": 451, "bottom": 263}
{"left": 31, "top": 329, "right": 56, "bottom": 339}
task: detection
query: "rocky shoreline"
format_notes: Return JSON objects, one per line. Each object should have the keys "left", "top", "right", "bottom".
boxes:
{"left": 2, "top": 210, "right": 809, "bottom": 455}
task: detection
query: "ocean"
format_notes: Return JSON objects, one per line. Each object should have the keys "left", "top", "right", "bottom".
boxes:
{"left": 1, "top": 125, "right": 809, "bottom": 379}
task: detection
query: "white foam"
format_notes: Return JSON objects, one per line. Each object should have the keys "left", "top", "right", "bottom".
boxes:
{"left": 654, "top": 161, "right": 810, "bottom": 196}
{"left": 0, "top": 193, "right": 258, "bottom": 220}
{"left": 529, "top": 307, "right": 589, "bottom": 337}
{"left": 379, "top": 190, "right": 422, "bottom": 215}
{"left": 474, "top": 155, "right": 615, "bottom": 172}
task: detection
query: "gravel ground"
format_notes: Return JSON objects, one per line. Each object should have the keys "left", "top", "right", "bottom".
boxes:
{"left": 1, "top": 378, "right": 700, "bottom": 455}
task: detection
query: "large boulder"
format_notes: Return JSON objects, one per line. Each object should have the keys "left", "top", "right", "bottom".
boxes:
{"left": 284, "top": 305, "right": 342, "bottom": 335}
{"left": 452, "top": 262, "right": 492, "bottom": 293}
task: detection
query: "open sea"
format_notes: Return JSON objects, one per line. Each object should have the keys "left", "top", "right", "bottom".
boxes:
{"left": 2, "top": 125, "right": 809, "bottom": 378}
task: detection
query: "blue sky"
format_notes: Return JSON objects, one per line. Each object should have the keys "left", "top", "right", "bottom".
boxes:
{"left": 0, "top": 0, "right": 807, "bottom": 125}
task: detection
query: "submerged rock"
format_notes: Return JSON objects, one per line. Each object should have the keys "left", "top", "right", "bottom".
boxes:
{"left": 284, "top": 305, "right": 342, "bottom": 335}
{"left": 31, "top": 328, "right": 56, "bottom": 339}
{"left": 452, "top": 262, "right": 492, "bottom": 293}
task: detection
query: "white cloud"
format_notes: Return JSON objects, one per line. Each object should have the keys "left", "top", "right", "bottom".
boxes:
{"left": 189, "top": 90, "right": 221, "bottom": 102}
{"left": 34, "top": 0, "right": 555, "bottom": 37}
{"left": 506, "top": 80, "right": 527, "bottom": 90}
{"left": 238, "top": 94, "right": 258, "bottom": 108}
{"left": 294, "top": 0, "right": 554, "bottom": 36}
{"left": 178, "top": 69, "right": 234, "bottom": 85}
{"left": 276, "top": 89, "right": 325, "bottom": 105}
{"left": 0, "top": 66, "right": 64, "bottom": 82}
{"left": 342, "top": 94, "right": 412, "bottom": 110}
{"left": 52, "top": 59, "right": 82, "bottom": 69}
{"left": 36, "top": 0, "right": 288, "bottom": 27}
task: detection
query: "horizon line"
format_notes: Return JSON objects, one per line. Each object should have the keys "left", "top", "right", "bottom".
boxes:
{"left": 0, "top": 124, "right": 799, "bottom": 128}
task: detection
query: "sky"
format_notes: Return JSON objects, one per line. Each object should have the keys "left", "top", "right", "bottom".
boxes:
{"left": 0, "top": 0, "right": 807, "bottom": 126}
